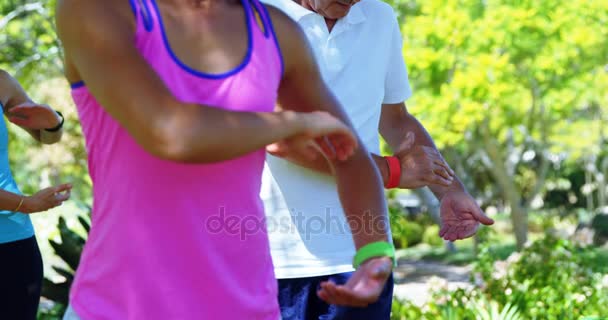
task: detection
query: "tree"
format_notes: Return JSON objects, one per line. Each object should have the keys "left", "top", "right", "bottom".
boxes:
{"left": 391, "top": 0, "right": 608, "bottom": 249}
{"left": 1, "top": 0, "right": 91, "bottom": 203}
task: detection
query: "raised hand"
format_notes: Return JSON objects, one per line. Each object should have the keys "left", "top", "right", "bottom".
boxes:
{"left": 438, "top": 191, "right": 494, "bottom": 241}
{"left": 393, "top": 132, "right": 455, "bottom": 188}
{"left": 267, "top": 111, "right": 358, "bottom": 162}
{"left": 20, "top": 184, "right": 72, "bottom": 214}
{"left": 317, "top": 257, "right": 392, "bottom": 307}
{"left": 6, "top": 102, "right": 62, "bottom": 130}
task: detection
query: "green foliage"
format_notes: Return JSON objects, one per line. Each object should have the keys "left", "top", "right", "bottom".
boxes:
{"left": 472, "top": 300, "right": 523, "bottom": 320}
{"left": 474, "top": 234, "right": 608, "bottom": 319}
{"left": 422, "top": 225, "right": 443, "bottom": 247}
{"left": 0, "top": 0, "right": 62, "bottom": 81}
{"left": 392, "top": 289, "right": 524, "bottom": 320}
{"left": 591, "top": 214, "right": 608, "bottom": 245}
{"left": 389, "top": 203, "right": 424, "bottom": 248}
{"left": 397, "top": 0, "right": 608, "bottom": 152}
{"left": 389, "top": 207, "right": 409, "bottom": 248}
{"left": 401, "top": 221, "right": 423, "bottom": 247}
{"left": 37, "top": 303, "right": 65, "bottom": 320}
{"left": 1, "top": 0, "right": 92, "bottom": 203}
{"left": 392, "top": 234, "right": 608, "bottom": 320}
{"left": 384, "top": 0, "right": 608, "bottom": 245}
{"left": 41, "top": 214, "right": 90, "bottom": 310}
{"left": 391, "top": 298, "right": 425, "bottom": 319}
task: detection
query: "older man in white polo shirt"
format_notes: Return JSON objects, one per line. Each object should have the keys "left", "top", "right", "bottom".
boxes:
{"left": 260, "top": 0, "right": 495, "bottom": 318}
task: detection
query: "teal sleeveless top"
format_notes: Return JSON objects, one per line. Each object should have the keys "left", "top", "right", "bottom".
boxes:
{"left": 0, "top": 101, "right": 34, "bottom": 244}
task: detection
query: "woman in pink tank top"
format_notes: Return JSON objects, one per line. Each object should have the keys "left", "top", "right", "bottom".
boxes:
{"left": 56, "top": 0, "right": 395, "bottom": 318}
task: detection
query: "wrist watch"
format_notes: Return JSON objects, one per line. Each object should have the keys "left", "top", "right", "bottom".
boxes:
{"left": 45, "top": 111, "right": 64, "bottom": 132}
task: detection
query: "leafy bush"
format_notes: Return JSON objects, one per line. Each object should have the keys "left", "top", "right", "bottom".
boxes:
{"left": 391, "top": 298, "right": 425, "bottom": 320}
{"left": 391, "top": 289, "right": 523, "bottom": 320}
{"left": 474, "top": 234, "right": 608, "bottom": 319}
{"left": 389, "top": 203, "right": 424, "bottom": 248}
{"left": 422, "top": 225, "right": 443, "bottom": 247}
{"left": 591, "top": 214, "right": 608, "bottom": 245}
{"left": 402, "top": 221, "right": 424, "bottom": 247}
{"left": 392, "top": 234, "right": 608, "bottom": 320}
{"left": 389, "top": 204, "right": 407, "bottom": 248}
{"left": 40, "top": 214, "right": 90, "bottom": 314}
{"left": 37, "top": 302, "right": 66, "bottom": 320}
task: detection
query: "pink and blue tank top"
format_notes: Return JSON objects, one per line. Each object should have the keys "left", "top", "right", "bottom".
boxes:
{"left": 69, "top": 0, "right": 283, "bottom": 318}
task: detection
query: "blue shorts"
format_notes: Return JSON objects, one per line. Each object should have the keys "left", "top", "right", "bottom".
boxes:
{"left": 277, "top": 272, "right": 393, "bottom": 320}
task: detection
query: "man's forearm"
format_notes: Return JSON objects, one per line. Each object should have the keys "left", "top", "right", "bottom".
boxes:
{"left": 333, "top": 149, "right": 390, "bottom": 249}
{"left": 279, "top": 151, "right": 390, "bottom": 184}
{"left": 383, "top": 108, "right": 466, "bottom": 199}
{"left": 392, "top": 118, "right": 466, "bottom": 199}
{"left": 428, "top": 176, "right": 466, "bottom": 200}
{"left": 371, "top": 154, "right": 389, "bottom": 186}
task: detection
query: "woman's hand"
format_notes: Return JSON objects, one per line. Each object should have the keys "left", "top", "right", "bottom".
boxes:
{"left": 6, "top": 102, "right": 62, "bottom": 130}
{"left": 267, "top": 111, "right": 358, "bottom": 162}
{"left": 20, "top": 184, "right": 72, "bottom": 214}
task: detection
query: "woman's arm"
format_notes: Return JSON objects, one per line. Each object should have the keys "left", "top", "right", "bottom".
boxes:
{"left": 0, "top": 188, "right": 26, "bottom": 213}
{"left": 0, "top": 184, "right": 71, "bottom": 214}
{"left": 55, "top": 0, "right": 356, "bottom": 163}
{"left": 0, "top": 70, "right": 63, "bottom": 144}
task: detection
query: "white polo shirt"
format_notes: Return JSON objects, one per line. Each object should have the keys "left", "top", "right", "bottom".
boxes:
{"left": 260, "top": 0, "right": 412, "bottom": 278}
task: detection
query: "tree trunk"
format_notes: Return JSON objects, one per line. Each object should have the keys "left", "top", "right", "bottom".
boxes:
{"left": 486, "top": 156, "right": 529, "bottom": 249}
{"left": 413, "top": 187, "right": 440, "bottom": 224}
{"left": 473, "top": 235, "right": 479, "bottom": 256}
{"left": 481, "top": 126, "right": 529, "bottom": 250}
{"left": 585, "top": 167, "right": 595, "bottom": 212}
{"left": 600, "top": 158, "right": 608, "bottom": 209}
{"left": 509, "top": 202, "right": 528, "bottom": 249}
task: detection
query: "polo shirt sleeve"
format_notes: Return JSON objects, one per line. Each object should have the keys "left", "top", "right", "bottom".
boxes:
{"left": 383, "top": 14, "right": 413, "bottom": 104}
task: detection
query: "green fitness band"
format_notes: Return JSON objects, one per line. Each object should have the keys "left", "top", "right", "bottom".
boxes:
{"left": 352, "top": 241, "right": 396, "bottom": 269}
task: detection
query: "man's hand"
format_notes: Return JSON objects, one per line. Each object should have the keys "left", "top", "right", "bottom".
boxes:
{"left": 6, "top": 102, "right": 61, "bottom": 130}
{"left": 317, "top": 257, "right": 392, "bottom": 307}
{"left": 393, "top": 132, "right": 455, "bottom": 188}
{"left": 439, "top": 191, "right": 494, "bottom": 241}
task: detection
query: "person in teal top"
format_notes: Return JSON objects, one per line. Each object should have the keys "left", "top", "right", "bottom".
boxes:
{"left": 0, "top": 69, "right": 72, "bottom": 320}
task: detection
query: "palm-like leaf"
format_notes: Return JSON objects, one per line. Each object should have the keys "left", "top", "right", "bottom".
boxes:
{"left": 472, "top": 297, "right": 523, "bottom": 320}
{"left": 42, "top": 213, "right": 90, "bottom": 307}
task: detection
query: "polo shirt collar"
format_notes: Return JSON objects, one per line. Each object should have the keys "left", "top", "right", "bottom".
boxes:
{"left": 343, "top": 3, "right": 365, "bottom": 25}
{"left": 283, "top": 0, "right": 316, "bottom": 21}
{"left": 287, "top": 0, "right": 367, "bottom": 25}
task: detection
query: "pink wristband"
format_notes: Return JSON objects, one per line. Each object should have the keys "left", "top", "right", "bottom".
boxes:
{"left": 384, "top": 156, "right": 401, "bottom": 189}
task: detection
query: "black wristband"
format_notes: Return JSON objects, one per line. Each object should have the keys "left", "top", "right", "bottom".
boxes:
{"left": 45, "top": 111, "right": 64, "bottom": 132}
